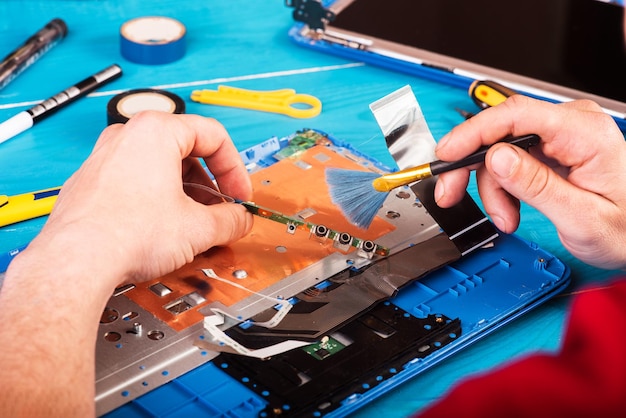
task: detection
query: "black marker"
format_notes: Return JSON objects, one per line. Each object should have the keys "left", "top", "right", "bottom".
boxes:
{"left": 0, "top": 64, "right": 123, "bottom": 145}
{"left": 0, "top": 18, "right": 68, "bottom": 90}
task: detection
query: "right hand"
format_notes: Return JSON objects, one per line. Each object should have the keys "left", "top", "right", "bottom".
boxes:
{"left": 434, "top": 95, "right": 626, "bottom": 270}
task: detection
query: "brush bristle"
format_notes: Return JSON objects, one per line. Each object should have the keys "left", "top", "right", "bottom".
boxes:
{"left": 325, "top": 168, "right": 389, "bottom": 229}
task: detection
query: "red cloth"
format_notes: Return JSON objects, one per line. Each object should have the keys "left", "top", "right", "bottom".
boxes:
{"left": 417, "top": 279, "right": 626, "bottom": 418}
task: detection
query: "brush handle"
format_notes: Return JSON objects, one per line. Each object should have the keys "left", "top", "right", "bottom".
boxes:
{"left": 429, "top": 134, "right": 540, "bottom": 176}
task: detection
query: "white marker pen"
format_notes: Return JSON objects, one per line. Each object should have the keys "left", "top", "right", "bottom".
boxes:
{"left": 0, "top": 64, "right": 122, "bottom": 145}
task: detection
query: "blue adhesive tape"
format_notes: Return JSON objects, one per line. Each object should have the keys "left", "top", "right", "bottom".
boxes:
{"left": 120, "top": 16, "right": 186, "bottom": 65}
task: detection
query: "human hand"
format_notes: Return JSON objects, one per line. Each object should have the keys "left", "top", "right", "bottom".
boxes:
{"left": 26, "top": 111, "right": 254, "bottom": 288}
{"left": 0, "top": 111, "right": 254, "bottom": 416}
{"left": 434, "top": 95, "right": 626, "bottom": 270}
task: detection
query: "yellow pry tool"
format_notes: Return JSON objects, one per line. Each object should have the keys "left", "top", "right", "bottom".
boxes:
{"left": 190, "top": 85, "right": 322, "bottom": 119}
{"left": 0, "top": 186, "right": 60, "bottom": 227}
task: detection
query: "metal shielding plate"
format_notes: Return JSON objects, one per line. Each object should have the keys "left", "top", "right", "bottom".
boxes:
{"left": 121, "top": 144, "right": 444, "bottom": 330}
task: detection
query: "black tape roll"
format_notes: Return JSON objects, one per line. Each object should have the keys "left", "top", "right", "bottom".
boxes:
{"left": 106, "top": 88, "right": 185, "bottom": 125}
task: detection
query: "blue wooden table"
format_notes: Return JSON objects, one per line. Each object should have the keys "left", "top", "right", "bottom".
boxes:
{"left": 0, "top": 1, "right": 622, "bottom": 416}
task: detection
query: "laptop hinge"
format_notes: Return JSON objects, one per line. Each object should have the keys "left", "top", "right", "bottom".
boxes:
{"left": 285, "top": 0, "right": 335, "bottom": 30}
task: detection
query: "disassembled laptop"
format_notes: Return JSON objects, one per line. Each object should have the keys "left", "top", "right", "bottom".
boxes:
{"left": 96, "top": 87, "right": 568, "bottom": 417}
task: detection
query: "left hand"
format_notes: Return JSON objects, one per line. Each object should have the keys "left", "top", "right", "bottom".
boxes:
{"left": 27, "top": 111, "right": 254, "bottom": 287}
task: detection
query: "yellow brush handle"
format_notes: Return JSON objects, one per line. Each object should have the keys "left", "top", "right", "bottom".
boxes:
{"left": 372, "top": 164, "right": 432, "bottom": 192}
{"left": 0, "top": 187, "right": 60, "bottom": 227}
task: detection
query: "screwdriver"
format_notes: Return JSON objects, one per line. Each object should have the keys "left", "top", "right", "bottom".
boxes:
{"left": 469, "top": 79, "right": 518, "bottom": 110}
{"left": 456, "top": 79, "right": 518, "bottom": 120}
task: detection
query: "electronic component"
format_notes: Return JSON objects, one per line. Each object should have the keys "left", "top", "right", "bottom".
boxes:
{"left": 272, "top": 128, "right": 332, "bottom": 160}
{"left": 302, "top": 334, "right": 348, "bottom": 360}
{"left": 215, "top": 302, "right": 461, "bottom": 417}
{"left": 242, "top": 201, "right": 389, "bottom": 256}
{"left": 149, "top": 282, "right": 171, "bottom": 297}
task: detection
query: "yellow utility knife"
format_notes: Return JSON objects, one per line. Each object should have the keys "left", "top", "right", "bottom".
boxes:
{"left": 0, "top": 187, "right": 60, "bottom": 227}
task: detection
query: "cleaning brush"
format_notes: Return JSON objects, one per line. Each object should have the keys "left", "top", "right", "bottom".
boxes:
{"left": 326, "top": 134, "right": 540, "bottom": 229}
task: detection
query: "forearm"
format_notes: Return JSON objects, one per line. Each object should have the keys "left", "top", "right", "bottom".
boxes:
{"left": 0, "top": 229, "right": 122, "bottom": 417}
{"left": 0, "top": 112, "right": 254, "bottom": 417}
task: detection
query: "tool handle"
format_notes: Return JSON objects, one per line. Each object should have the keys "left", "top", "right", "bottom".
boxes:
{"left": 0, "top": 187, "right": 60, "bottom": 227}
{"left": 469, "top": 79, "right": 517, "bottom": 109}
{"left": 430, "top": 134, "right": 540, "bottom": 176}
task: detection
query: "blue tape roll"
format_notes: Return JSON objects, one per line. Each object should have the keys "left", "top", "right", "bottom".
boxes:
{"left": 120, "top": 16, "right": 186, "bottom": 65}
